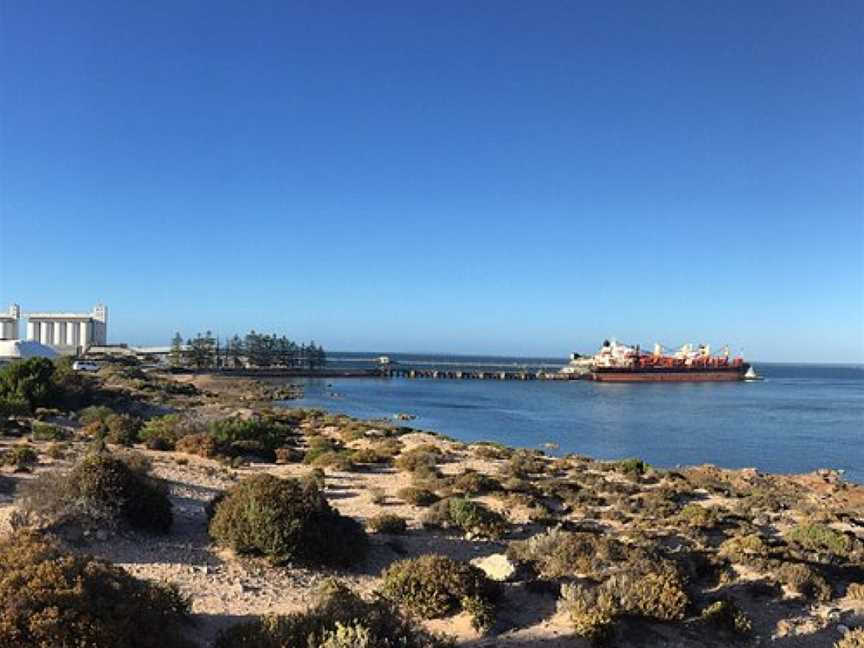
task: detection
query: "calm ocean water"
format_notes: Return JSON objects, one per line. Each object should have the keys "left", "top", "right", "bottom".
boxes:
{"left": 281, "top": 355, "right": 864, "bottom": 483}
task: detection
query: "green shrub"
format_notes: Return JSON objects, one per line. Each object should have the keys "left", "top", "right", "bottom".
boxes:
{"left": 303, "top": 436, "right": 340, "bottom": 464}
{"left": 604, "top": 570, "right": 689, "bottom": 621}
{"left": 214, "top": 579, "right": 447, "bottom": 648}
{"left": 1, "top": 444, "right": 39, "bottom": 471}
{"left": 558, "top": 583, "right": 617, "bottom": 643}
{"left": 787, "top": 523, "right": 853, "bottom": 558}
{"left": 367, "top": 513, "right": 407, "bottom": 534}
{"left": 677, "top": 503, "right": 723, "bottom": 529}
{"left": 0, "top": 358, "right": 58, "bottom": 413}
{"left": 139, "top": 414, "right": 190, "bottom": 450}
{"left": 380, "top": 555, "right": 500, "bottom": 631}
{"left": 471, "top": 443, "right": 511, "bottom": 460}
{"left": 700, "top": 599, "right": 752, "bottom": 635}
{"left": 614, "top": 457, "right": 649, "bottom": 477}
{"left": 104, "top": 414, "right": 142, "bottom": 446}
{"left": 718, "top": 533, "right": 772, "bottom": 564}
{"left": 207, "top": 417, "right": 296, "bottom": 456}
{"left": 311, "top": 450, "right": 356, "bottom": 471}
{"left": 209, "top": 474, "right": 366, "bottom": 567}
{"left": 397, "top": 486, "right": 439, "bottom": 506}
{"left": 0, "top": 531, "right": 193, "bottom": 648}
{"left": 31, "top": 421, "right": 69, "bottom": 441}
{"left": 78, "top": 405, "right": 116, "bottom": 425}
{"left": 18, "top": 452, "right": 172, "bottom": 533}
{"left": 422, "top": 497, "right": 507, "bottom": 538}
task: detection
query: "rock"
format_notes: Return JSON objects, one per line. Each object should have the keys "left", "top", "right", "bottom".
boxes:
{"left": 837, "top": 624, "right": 850, "bottom": 636}
{"left": 470, "top": 553, "right": 519, "bottom": 582}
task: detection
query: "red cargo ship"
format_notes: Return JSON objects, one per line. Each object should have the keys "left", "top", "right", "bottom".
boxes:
{"left": 588, "top": 340, "right": 752, "bottom": 382}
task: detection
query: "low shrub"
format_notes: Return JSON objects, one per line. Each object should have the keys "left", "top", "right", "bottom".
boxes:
{"left": 776, "top": 562, "right": 832, "bottom": 601}
{"left": 1, "top": 444, "right": 38, "bottom": 471}
{"left": 175, "top": 432, "right": 219, "bottom": 457}
{"left": 508, "top": 527, "right": 626, "bottom": 579}
{"left": 209, "top": 474, "right": 366, "bottom": 567}
{"left": 311, "top": 450, "right": 356, "bottom": 471}
{"left": 786, "top": 523, "right": 854, "bottom": 559}
{"left": 700, "top": 598, "right": 752, "bottom": 635}
{"left": 214, "top": 579, "right": 448, "bottom": 648}
{"left": 351, "top": 447, "right": 393, "bottom": 465}
{"left": 423, "top": 497, "right": 507, "bottom": 538}
{"left": 718, "top": 533, "right": 772, "bottom": 564}
{"left": 677, "top": 503, "right": 724, "bottom": 529}
{"left": 614, "top": 457, "right": 649, "bottom": 478}
{"left": 471, "top": 442, "right": 511, "bottom": 460}
{"left": 207, "top": 417, "right": 296, "bottom": 456}
{"left": 380, "top": 554, "right": 500, "bottom": 631}
{"left": 847, "top": 582, "right": 864, "bottom": 600}
{"left": 139, "top": 414, "right": 195, "bottom": 450}
{"left": 558, "top": 582, "right": 616, "bottom": 643}
{"left": 31, "top": 421, "right": 69, "bottom": 441}
{"left": 274, "top": 446, "right": 303, "bottom": 464}
{"left": 303, "top": 436, "right": 341, "bottom": 464}
{"left": 500, "top": 450, "right": 546, "bottom": 479}
{"left": 367, "top": 513, "right": 408, "bottom": 534}
{"left": 452, "top": 470, "right": 500, "bottom": 495}
{"left": 395, "top": 447, "right": 440, "bottom": 474}
{"left": 78, "top": 405, "right": 116, "bottom": 425}
{"left": 0, "top": 531, "right": 193, "bottom": 648}
{"left": 397, "top": 486, "right": 439, "bottom": 506}
{"left": 18, "top": 452, "right": 172, "bottom": 533}
{"left": 368, "top": 486, "right": 387, "bottom": 504}
{"left": 836, "top": 628, "right": 864, "bottom": 648}
{"left": 104, "top": 414, "right": 142, "bottom": 446}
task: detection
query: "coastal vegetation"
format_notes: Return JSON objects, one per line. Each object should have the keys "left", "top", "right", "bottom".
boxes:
{"left": 170, "top": 330, "right": 327, "bottom": 370}
{"left": 0, "top": 358, "right": 861, "bottom": 646}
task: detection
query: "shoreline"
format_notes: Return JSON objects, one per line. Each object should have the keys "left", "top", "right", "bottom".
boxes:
{"left": 1, "top": 367, "right": 862, "bottom": 647}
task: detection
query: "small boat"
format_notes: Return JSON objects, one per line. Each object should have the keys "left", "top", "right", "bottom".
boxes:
{"left": 743, "top": 366, "right": 763, "bottom": 381}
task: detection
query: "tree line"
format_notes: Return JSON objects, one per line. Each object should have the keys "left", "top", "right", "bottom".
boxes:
{"left": 169, "top": 331, "right": 327, "bottom": 370}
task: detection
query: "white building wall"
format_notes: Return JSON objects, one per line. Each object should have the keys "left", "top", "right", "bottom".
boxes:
{"left": 27, "top": 322, "right": 36, "bottom": 341}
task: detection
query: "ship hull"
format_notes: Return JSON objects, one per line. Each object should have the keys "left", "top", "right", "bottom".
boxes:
{"left": 592, "top": 366, "right": 748, "bottom": 382}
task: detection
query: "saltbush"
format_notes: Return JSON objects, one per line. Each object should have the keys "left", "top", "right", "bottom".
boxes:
{"left": 367, "top": 513, "right": 407, "bottom": 534}
{"left": 104, "top": 413, "right": 142, "bottom": 446}
{"left": 397, "top": 486, "right": 439, "bottom": 506}
{"left": 0, "top": 532, "right": 193, "bottom": 648}
{"left": 1, "top": 444, "right": 39, "bottom": 471}
{"left": 786, "top": 523, "right": 853, "bottom": 559}
{"left": 836, "top": 628, "right": 864, "bottom": 648}
{"left": 214, "top": 579, "right": 447, "bottom": 648}
{"left": 380, "top": 554, "right": 500, "bottom": 631}
{"left": 700, "top": 599, "right": 752, "bottom": 635}
{"left": 847, "top": 582, "right": 864, "bottom": 600}
{"left": 139, "top": 414, "right": 193, "bottom": 450}
{"left": 395, "top": 447, "right": 441, "bottom": 474}
{"left": 558, "top": 583, "right": 616, "bottom": 643}
{"left": 0, "top": 358, "right": 58, "bottom": 413}
{"left": 209, "top": 474, "right": 366, "bottom": 567}
{"left": 31, "top": 421, "right": 69, "bottom": 441}
{"left": 776, "top": 562, "right": 832, "bottom": 601}
{"left": 422, "top": 497, "right": 507, "bottom": 538}
{"left": 508, "top": 527, "right": 626, "bottom": 579}
{"left": 18, "top": 452, "right": 172, "bottom": 533}
{"left": 452, "top": 470, "right": 500, "bottom": 495}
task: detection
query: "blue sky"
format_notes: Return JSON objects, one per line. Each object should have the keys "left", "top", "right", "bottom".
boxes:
{"left": 1, "top": 1, "right": 862, "bottom": 362}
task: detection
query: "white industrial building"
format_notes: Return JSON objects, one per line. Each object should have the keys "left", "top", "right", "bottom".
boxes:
{"left": 26, "top": 304, "right": 108, "bottom": 350}
{"left": 0, "top": 304, "right": 20, "bottom": 340}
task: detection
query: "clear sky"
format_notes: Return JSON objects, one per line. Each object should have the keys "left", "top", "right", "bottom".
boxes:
{"left": 1, "top": 1, "right": 862, "bottom": 362}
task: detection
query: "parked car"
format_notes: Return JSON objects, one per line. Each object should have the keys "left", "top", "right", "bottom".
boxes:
{"left": 72, "top": 360, "right": 101, "bottom": 372}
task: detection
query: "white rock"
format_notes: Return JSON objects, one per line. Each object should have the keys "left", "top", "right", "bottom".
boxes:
{"left": 470, "top": 553, "right": 518, "bottom": 582}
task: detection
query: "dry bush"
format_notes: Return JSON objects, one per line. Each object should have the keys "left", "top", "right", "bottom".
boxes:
{"left": 836, "top": 628, "right": 864, "bottom": 648}
{"left": 175, "top": 431, "right": 219, "bottom": 457}
{"left": 395, "top": 447, "right": 441, "bottom": 474}
{"left": 776, "top": 562, "right": 832, "bottom": 601}
{"left": 209, "top": 473, "right": 366, "bottom": 567}
{"left": 470, "top": 443, "right": 512, "bottom": 460}
{"left": 452, "top": 470, "right": 500, "bottom": 495}
{"left": 508, "top": 527, "right": 626, "bottom": 579}
{"left": 558, "top": 583, "right": 616, "bottom": 643}
{"left": 0, "top": 531, "right": 193, "bottom": 647}
{"left": 17, "top": 451, "right": 172, "bottom": 534}
{"left": 422, "top": 497, "right": 507, "bottom": 539}
{"left": 380, "top": 554, "right": 500, "bottom": 632}
{"left": 397, "top": 486, "right": 439, "bottom": 506}
{"left": 214, "top": 579, "right": 448, "bottom": 648}
{"left": 367, "top": 513, "right": 407, "bottom": 534}
{"left": 1, "top": 444, "right": 38, "bottom": 471}
{"left": 847, "top": 582, "right": 864, "bottom": 600}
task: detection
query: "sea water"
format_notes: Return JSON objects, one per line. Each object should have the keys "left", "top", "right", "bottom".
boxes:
{"left": 281, "top": 357, "right": 864, "bottom": 483}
